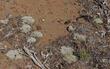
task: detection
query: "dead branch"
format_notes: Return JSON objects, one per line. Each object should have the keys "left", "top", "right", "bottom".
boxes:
{"left": 23, "top": 46, "right": 47, "bottom": 69}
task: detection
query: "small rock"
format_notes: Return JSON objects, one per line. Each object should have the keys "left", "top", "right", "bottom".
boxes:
{"left": 74, "top": 33, "right": 87, "bottom": 42}
{"left": 67, "top": 25, "right": 75, "bottom": 32}
{"left": 27, "top": 37, "right": 36, "bottom": 43}
{"left": 60, "top": 46, "right": 78, "bottom": 63}
{"left": 20, "top": 24, "right": 32, "bottom": 33}
{"left": 42, "top": 19, "right": 45, "bottom": 22}
{"left": 30, "top": 31, "right": 43, "bottom": 38}
{"left": 6, "top": 49, "right": 23, "bottom": 60}
{"left": 93, "top": 18, "right": 103, "bottom": 24}
{"left": 21, "top": 16, "right": 35, "bottom": 25}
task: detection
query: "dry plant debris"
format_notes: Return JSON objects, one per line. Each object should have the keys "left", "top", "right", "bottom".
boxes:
{"left": 0, "top": 15, "right": 44, "bottom": 69}
{"left": 0, "top": 0, "right": 110, "bottom": 69}
{"left": 23, "top": 46, "right": 46, "bottom": 69}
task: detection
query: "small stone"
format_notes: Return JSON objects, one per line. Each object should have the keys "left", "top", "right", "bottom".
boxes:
{"left": 27, "top": 37, "right": 36, "bottom": 43}
{"left": 42, "top": 19, "right": 45, "bottom": 22}
{"left": 93, "top": 18, "right": 103, "bottom": 24}
{"left": 60, "top": 46, "right": 78, "bottom": 63}
{"left": 21, "top": 16, "right": 35, "bottom": 25}
{"left": 30, "top": 31, "right": 43, "bottom": 38}
{"left": 74, "top": 33, "right": 86, "bottom": 42}
{"left": 5, "top": 49, "right": 23, "bottom": 60}
{"left": 20, "top": 24, "right": 32, "bottom": 33}
{"left": 67, "top": 25, "right": 75, "bottom": 32}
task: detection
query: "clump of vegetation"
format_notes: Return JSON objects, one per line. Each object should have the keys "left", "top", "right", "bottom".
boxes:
{"left": 20, "top": 24, "right": 32, "bottom": 33}
{"left": 5, "top": 49, "right": 23, "bottom": 60}
{"left": 79, "top": 49, "right": 91, "bottom": 61}
{"left": 21, "top": 16, "right": 35, "bottom": 25}
{"left": 60, "top": 46, "right": 78, "bottom": 63}
{"left": 73, "top": 33, "right": 87, "bottom": 42}
{"left": 93, "top": 17, "right": 103, "bottom": 24}
{"left": 30, "top": 31, "right": 43, "bottom": 38}
{"left": 27, "top": 37, "right": 37, "bottom": 44}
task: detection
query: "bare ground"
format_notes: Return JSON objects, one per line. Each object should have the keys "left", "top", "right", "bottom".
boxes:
{"left": 0, "top": 0, "right": 81, "bottom": 69}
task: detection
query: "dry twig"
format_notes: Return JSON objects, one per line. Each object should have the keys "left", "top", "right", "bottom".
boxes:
{"left": 23, "top": 46, "right": 47, "bottom": 69}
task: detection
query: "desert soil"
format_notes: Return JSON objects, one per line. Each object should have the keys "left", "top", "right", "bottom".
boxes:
{"left": 0, "top": 0, "right": 81, "bottom": 69}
